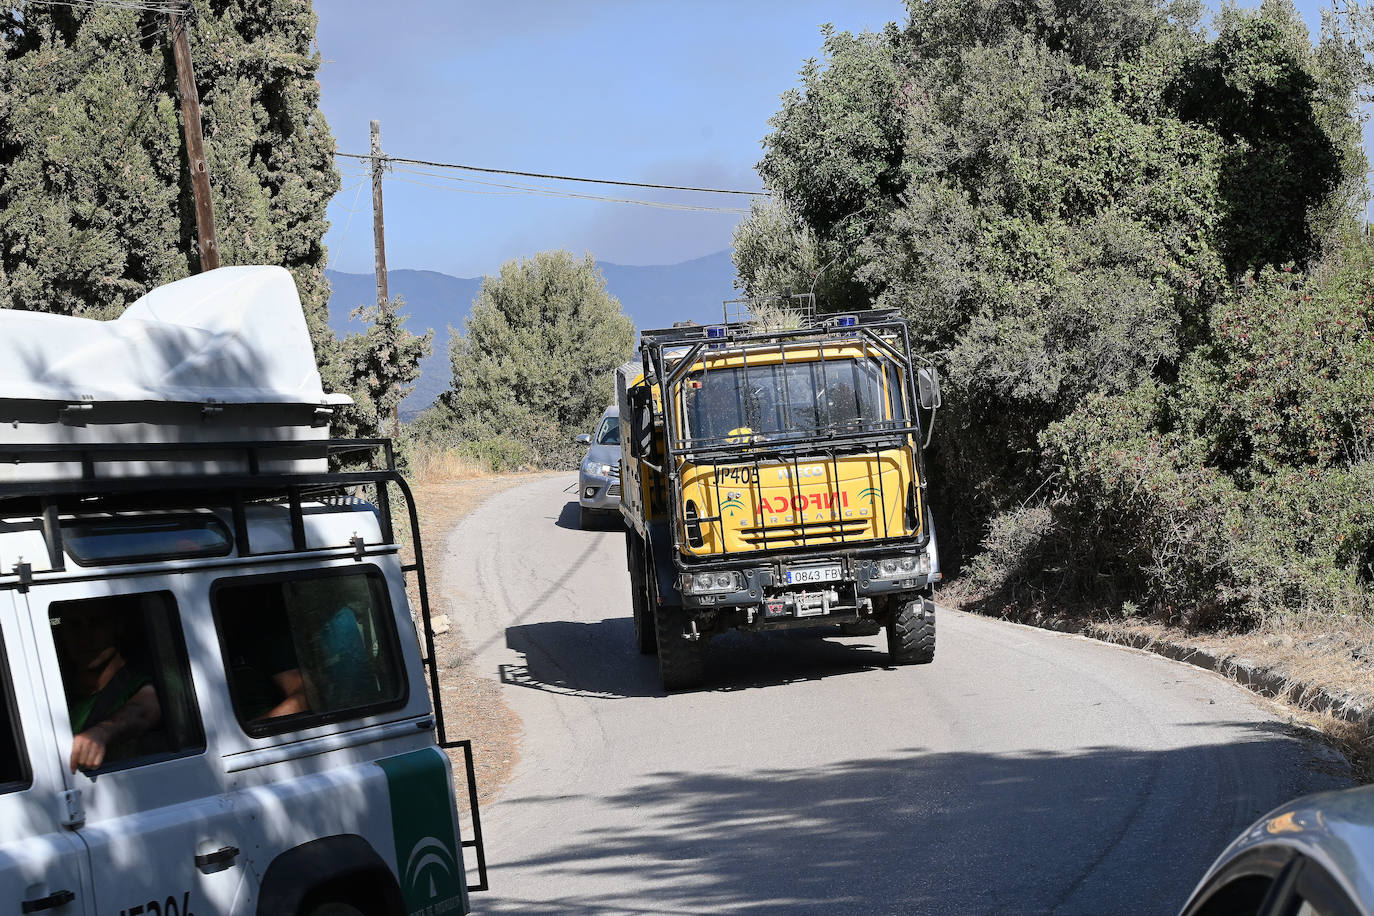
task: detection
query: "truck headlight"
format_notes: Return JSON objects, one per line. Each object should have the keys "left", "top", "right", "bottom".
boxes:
{"left": 682, "top": 570, "right": 743, "bottom": 595}
{"left": 876, "top": 554, "right": 930, "bottom": 580}
{"left": 583, "top": 460, "right": 614, "bottom": 476}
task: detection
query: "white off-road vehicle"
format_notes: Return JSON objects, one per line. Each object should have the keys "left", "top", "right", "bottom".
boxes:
{"left": 0, "top": 268, "right": 486, "bottom": 916}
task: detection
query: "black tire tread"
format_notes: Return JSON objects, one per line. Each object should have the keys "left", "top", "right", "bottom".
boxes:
{"left": 654, "top": 604, "right": 706, "bottom": 690}
{"left": 627, "top": 533, "right": 657, "bottom": 655}
{"left": 887, "top": 597, "right": 936, "bottom": 665}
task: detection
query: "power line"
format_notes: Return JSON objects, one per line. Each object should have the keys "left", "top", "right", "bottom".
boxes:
{"left": 386, "top": 171, "right": 750, "bottom": 214}
{"left": 326, "top": 178, "right": 367, "bottom": 270}
{"left": 386, "top": 162, "right": 750, "bottom": 212}
{"left": 335, "top": 151, "right": 768, "bottom": 197}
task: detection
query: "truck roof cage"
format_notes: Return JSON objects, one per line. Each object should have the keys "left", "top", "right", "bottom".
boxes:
{"left": 721, "top": 291, "right": 817, "bottom": 326}
{"left": 0, "top": 436, "right": 488, "bottom": 890}
{"left": 639, "top": 306, "right": 903, "bottom": 350}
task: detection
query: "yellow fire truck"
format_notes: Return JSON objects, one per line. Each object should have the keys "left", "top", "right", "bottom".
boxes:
{"left": 617, "top": 305, "right": 943, "bottom": 689}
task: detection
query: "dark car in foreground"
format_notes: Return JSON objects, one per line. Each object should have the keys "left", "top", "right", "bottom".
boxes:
{"left": 1182, "top": 784, "right": 1373, "bottom": 916}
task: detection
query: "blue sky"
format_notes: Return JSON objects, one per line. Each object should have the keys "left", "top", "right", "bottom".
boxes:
{"left": 316, "top": 1, "right": 1339, "bottom": 278}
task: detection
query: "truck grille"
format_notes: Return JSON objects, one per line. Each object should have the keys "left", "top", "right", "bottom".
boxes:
{"left": 608, "top": 483, "right": 621, "bottom": 497}
{"left": 738, "top": 518, "right": 869, "bottom": 546}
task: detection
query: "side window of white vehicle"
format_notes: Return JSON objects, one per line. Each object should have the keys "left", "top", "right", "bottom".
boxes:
{"left": 48, "top": 592, "right": 205, "bottom": 773}
{"left": 0, "top": 629, "right": 30, "bottom": 792}
{"left": 213, "top": 568, "right": 406, "bottom": 737}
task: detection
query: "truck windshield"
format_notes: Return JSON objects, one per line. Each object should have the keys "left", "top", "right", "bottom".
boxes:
{"left": 681, "top": 357, "right": 904, "bottom": 443}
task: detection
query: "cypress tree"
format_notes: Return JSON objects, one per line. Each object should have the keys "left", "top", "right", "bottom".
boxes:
{"left": 0, "top": 0, "right": 341, "bottom": 381}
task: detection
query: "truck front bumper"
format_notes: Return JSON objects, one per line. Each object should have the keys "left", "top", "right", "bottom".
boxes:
{"left": 679, "top": 558, "right": 934, "bottom": 613}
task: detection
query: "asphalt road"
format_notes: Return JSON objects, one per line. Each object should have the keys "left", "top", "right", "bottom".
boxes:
{"left": 447, "top": 475, "right": 1348, "bottom": 915}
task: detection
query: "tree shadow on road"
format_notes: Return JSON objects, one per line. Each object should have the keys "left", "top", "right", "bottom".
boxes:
{"left": 475, "top": 724, "right": 1344, "bottom": 915}
{"left": 501, "top": 617, "right": 898, "bottom": 700}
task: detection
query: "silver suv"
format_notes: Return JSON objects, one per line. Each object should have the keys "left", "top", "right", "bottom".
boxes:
{"left": 574, "top": 406, "right": 621, "bottom": 529}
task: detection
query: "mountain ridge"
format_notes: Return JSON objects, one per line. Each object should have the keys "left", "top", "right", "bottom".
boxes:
{"left": 326, "top": 250, "right": 740, "bottom": 415}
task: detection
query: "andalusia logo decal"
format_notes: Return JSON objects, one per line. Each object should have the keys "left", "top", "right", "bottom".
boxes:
{"left": 858, "top": 487, "right": 879, "bottom": 502}
{"left": 720, "top": 495, "right": 745, "bottom": 517}
{"left": 380, "top": 749, "right": 467, "bottom": 915}
{"left": 405, "top": 836, "right": 461, "bottom": 903}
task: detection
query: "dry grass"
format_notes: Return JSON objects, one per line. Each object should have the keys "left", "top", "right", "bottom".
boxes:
{"left": 407, "top": 443, "right": 491, "bottom": 486}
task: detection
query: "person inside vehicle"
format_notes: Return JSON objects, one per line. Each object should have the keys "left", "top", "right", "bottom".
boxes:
{"left": 52, "top": 605, "right": 162, "bottom": 773}
{"left": 219, "top": 596, "right": 309, "bottom": 722}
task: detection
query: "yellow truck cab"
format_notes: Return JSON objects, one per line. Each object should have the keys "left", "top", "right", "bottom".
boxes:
{"left": 617, "top": 306, "right": 943, "bottom": 690}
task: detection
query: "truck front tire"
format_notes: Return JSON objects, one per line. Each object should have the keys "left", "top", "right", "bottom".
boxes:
{"left": 887, "top": 596, "right": 936, "bottom": 665}
{"left": 654, "top": 605, "right": 706, "bottom": 690}
{"left": 626, "top": 533, "right": 657, "bottom": 655}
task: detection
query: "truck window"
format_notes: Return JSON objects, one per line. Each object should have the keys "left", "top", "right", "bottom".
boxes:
{"left": 48, "top": 592, "right": 204, "bottom": 773}
{"left": 0, "top": 628, "right": 30, "bottom": 792}
{"left": 683, "top": 357, "right": 898, "bottom": 443}
{"left": 213, "top": 568, "right": 405, "bottom": 737}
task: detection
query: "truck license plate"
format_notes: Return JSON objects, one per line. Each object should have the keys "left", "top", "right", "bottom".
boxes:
{"left": 785, "top": 564, "right": 841, "bottom": 585}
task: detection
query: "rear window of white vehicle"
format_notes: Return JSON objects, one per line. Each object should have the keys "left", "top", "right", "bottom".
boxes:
{"left": 212, "top": 568, "right": 406, "bottom": 737}
{"left": 0, "top": 630, "right": 30, "bottom": 792}
{"left": 62, "top": 515, "right": 233, "bottom": 566}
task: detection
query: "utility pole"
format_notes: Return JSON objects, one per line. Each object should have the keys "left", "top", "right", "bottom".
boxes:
{"left": 370, "top": 120, "right": 399, "bottom": 436}
{"left": 170, "top": 7, "right": 220, "bottom": 271}
{"left": 371, "top": 120, "right": 390, "bottom": 312}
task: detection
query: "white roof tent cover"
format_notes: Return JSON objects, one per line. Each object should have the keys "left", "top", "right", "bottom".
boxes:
{"left": 0, "top": 266, "right": 350, "bottom": 407}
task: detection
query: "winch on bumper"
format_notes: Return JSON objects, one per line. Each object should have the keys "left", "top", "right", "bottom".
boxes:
{"left": 677, "top": 551, "right": 936, "bottom": 629}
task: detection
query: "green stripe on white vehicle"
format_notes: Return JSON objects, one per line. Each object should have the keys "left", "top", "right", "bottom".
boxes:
{"left": 379, "top": 748, "right": 468, "bottom": 916}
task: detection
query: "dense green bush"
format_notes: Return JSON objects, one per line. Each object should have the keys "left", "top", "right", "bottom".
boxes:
{"left": 741, "top": 0, "right": 1373, "bottom": 630}
{"left": 1041, "top": 243, "right": 1374, "bottom": 629}
{"left": 415, "top": 250, "right": 634, "bottom": 472}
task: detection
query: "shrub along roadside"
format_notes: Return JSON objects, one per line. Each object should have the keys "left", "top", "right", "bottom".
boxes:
{"left": 971, "top": 240, "right": 1374, "bottom": 635}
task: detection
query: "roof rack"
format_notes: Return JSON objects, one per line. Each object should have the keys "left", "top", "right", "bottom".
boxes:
{"left": 722, "top": 292, "right": 817, "bottom": 326}
{"left": 0, "top": 439, "right": 404, "bottom": 578}
{"left": 640, "top": 306, "right": 905, "bottom": 349}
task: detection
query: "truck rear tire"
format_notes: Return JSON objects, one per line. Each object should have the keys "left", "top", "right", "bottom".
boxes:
{"left": 626, "top": 532, "right": 656, "bottom": 655}
{"left": 654, "top": 605, "right": 706, "bottom": 691}
{"left": 887, "top": 596, "right": 936, "bottom": 665}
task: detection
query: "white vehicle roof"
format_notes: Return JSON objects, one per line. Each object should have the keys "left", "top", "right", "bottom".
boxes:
{"left": 0, "top": 266, "right": 350, "bottom": 407}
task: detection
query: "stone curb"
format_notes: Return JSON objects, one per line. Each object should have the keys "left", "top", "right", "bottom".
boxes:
{"left": 1006, "top": 612, "right": 1374, "bottom": 728}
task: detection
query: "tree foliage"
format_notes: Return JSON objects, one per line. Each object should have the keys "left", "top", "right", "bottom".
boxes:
{"left": 0, "top": 2, "right": 423, "bottom": 440}
{"left": 742, "top": 0, "right": 1372, "bottom": 628}
{"left": 430, "top": 251, "right": 635, "bottom": 470}
{"left": 338, "top": 297, "right": 432, "bottom": 440}
{"left": 0, "top": 2, "right": 339, "bottom": 347}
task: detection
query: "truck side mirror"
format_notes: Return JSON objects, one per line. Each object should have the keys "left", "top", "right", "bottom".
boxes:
{"left": 917, "top": 366, "right": 942, "bottom": 411}
{"left": 573, "top": 433, "right": 591, "bottom": 445}
{"left": 628, "top": 387, "right": 653, "bottom": 459}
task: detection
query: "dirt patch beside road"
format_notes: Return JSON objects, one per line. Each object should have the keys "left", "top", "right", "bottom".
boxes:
{"left": 400, "top": 473, "right": 537, "bottom": 806}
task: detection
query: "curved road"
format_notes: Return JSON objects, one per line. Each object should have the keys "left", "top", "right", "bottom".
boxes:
{"left": 446, "top": 475, "right": 1347, "bottom": 915}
